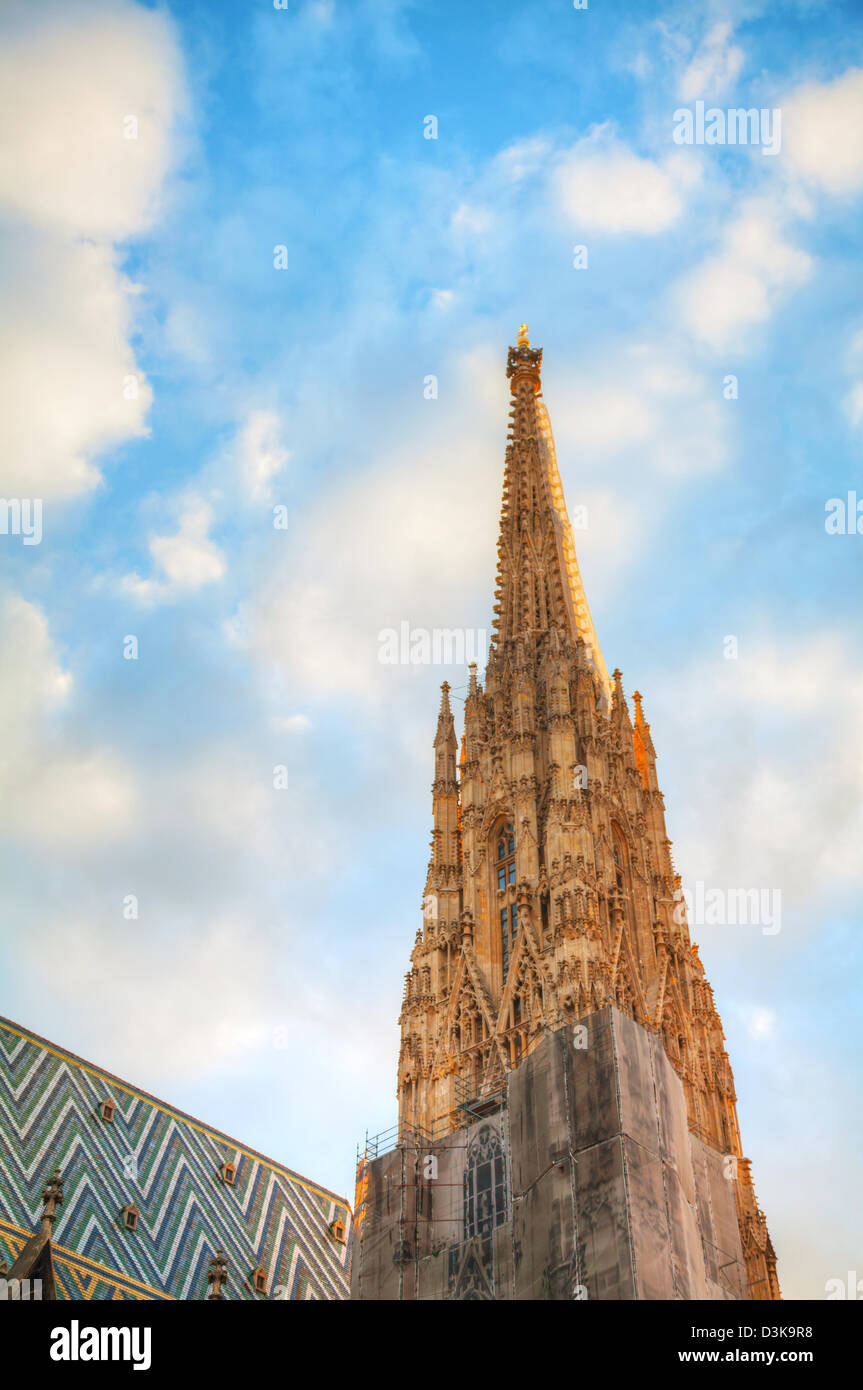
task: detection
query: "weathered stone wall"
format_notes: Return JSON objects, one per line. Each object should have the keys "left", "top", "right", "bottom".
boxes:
{"left": 353, "top": 1007, "right": 747, "bottom": 1301}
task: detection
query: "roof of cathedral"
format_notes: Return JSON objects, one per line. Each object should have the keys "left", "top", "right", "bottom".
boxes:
{"left": 0, "top": 1015, "right": 348, "bottom": 1206}
{"left": 0, "top": 1015, "right": 352, "bottom": 1300}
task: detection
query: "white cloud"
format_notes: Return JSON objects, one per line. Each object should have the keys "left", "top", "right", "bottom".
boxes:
{"left": 237, "top": 347, "right": 504, "bottom": 701}
{"left": 0, "top": 597, "right": 136, "bottom": 846}
{"left": 549, "top": 341, "right": 728, "bottom": 477}
{"left": 123, "top": 496, "right": 225, "bottom": 603}
{"left": 235, "top": 409, "right": 290, "bottom": 504}
{"left": 451, "top": 203, "right": 493, "bottom": 237}
{"left": 679, "top": 22, "right": 744, "bottom": 103}
{"left": 0, "top": 597, "right": 71, "bottom": 726}
{"left": 672, "top": 204, "right": 812, "bottom": 350}
{"left": 0, "top": 0, "right": 186, "bottom": 501}
{"left": 272, "top": 714, "right": 312, "bottom": 733}
{"left": 0, "top": 0, "right": 185, "bottom": 237}
{"left": 0, "top": 236, "right": 154, "bottom": 499}
{"left": 493, "top": 136, "right": 552, "bottom": 184}
{"left": 23, "top": 917, "right": 280, "bottom": 1080}
{"left": 782, "top": 67, "right": 863, "bottom": 195}
{"left": 554, "top": 129, "right": 698, "bottom": 234}
{"left": 739, "top": 1005, "right": 776, "bottom": 1041}
{"left": 650, "top": 633, "right": 863, "bottom": 903}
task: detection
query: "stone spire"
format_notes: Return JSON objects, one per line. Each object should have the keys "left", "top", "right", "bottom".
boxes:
{"left": 429, "top": 681, "right": 460, "bottom": 876}
{"left": 6, "top": 1166, "right": 65, "bottom": 1299}
{"left": 392, "top": 331, "right": 779, "bottom": 1302}
{"left": 490, "top": 326, "right": 612, "bottom": 711}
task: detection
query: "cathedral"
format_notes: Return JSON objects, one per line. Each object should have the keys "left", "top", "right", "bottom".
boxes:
{"left": 351, "top": 328, "right": 780, "bottom": 1301}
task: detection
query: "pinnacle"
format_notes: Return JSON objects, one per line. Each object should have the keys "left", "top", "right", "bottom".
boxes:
{"left": 434, "top": 681, "right": 456, "bottom": 747}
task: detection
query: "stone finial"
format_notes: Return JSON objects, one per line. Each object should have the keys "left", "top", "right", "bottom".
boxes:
{"left": 207, "top": 1249, "right": 228, "bottom": 1301}
{"left": 40, "top": 1167, "right": 63, "bottom": 1227}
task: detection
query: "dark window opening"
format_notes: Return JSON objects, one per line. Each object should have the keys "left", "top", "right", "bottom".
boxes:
{"left": 500, "top": 904, "right": 517, "bottom": 981}
{"left": 464, "top": 1125, "right": 508, "bottom": 1239}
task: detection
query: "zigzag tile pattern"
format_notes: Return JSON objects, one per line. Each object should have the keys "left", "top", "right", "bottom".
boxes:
{"left": 0, "top": 1019, "right": 351, "bottom": 1301}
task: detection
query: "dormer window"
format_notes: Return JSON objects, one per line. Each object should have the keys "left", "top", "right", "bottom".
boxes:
{"left": 330, "top": 1217, "right": 346, "bottom": 1243}
{"left": 252, "top": 1266, "right": 267, "bottom": 1294}
{"left": 122, "top": 1203, "right": 139, "bottom": 1232}
{"left": 220, "top": 1161, "right": 237, "bottom": 1187}
{"left": 99, "top": 1099, "right": 116, "bottom": 1123}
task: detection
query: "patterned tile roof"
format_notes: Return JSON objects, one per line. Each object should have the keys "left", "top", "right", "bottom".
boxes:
{"left": 0, "top": 1017, "right": 351, "bottom": 1300}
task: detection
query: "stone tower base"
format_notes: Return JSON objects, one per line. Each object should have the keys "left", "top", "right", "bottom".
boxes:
{"left": 352, "top": 1007, "right": 748, "bottom": 1300}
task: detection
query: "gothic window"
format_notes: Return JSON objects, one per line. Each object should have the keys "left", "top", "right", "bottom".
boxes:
{"left": 612, "top": 824, "right": 633, "bottom": 910}
{"left": 464, "top": 1125, "right": 508, "bottom": 1239}
{"left": 499, "top": 904, "right": 518, "bottom": 981}
{"left": 612, "top": 835, "right": 624, "bottom": 894}
{"left": 540, "top": 892, "right": 549, "bottom": 941}
{"left": 496, "top": 823, "right": 516, "bottom": 890}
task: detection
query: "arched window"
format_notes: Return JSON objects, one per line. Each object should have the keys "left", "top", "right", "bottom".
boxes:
{"left": 496, "top": 823, "right": 516, "bottom": 891}
{"left": 612, "top": 824, "right": 631, "bottom": 903}
{"left": 499, "top": 904, "right": 517, "bottom": 981}
{"left": 464, "top": 1124, "right": 508, "bottom": 1239}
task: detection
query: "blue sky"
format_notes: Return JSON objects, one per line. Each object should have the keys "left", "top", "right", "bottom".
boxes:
{"left": 1, "top": 0, "right": 862, "bottom": 1299}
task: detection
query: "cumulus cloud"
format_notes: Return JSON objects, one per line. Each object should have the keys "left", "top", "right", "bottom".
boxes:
{"left": 0, "top": 0, "right": 186, "bottom": 501}
{"left": 235, "top": 409, "right": 290, "bottom": 504}
{"left": 22, "top": 916, "right": 281, "bottom": 1080}
{"left": 554, "top": 129, "right": 699, "bottom": 234}
{"left": 549, "top": 341, "right": 729, "bottom": 477}
{"left": 672, "top": 204, "right": 812, "bottom": 350}
{"left": 782, "top": 67, "right": 863, "bottom": 195}
{"left": 123, "top": 495, "right": 226, "bottom": 603}
{"left": 679, "top": 22, "right": 744, "bottom": 103}
{"left": 235, "top": 347, "right": 504, "bottom": 701}
{"left": 650, "top": 632, "right": 863, "bottom": 905}
{"left": 0, "top": 0, "right": 185, "bottom": 237}
{"left": 0, "top": 236, "right": 154, "bottom": 499}
{"left": 0, "top": 597, "right": 136, "bottom": 847}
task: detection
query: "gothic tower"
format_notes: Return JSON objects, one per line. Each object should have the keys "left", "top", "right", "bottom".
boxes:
{"left": 354, "top": 328, "right": 780, "bottom": 1302}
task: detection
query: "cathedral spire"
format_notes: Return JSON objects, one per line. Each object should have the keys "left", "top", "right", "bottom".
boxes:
{"left": 427, "top": 681, "right": 460, "bottom": 887}
{"left": 385, "top": 330, "right": 779, "bottom": 1305}
{"left": 491, "top": 327, "right": 612, "bottom": 711}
